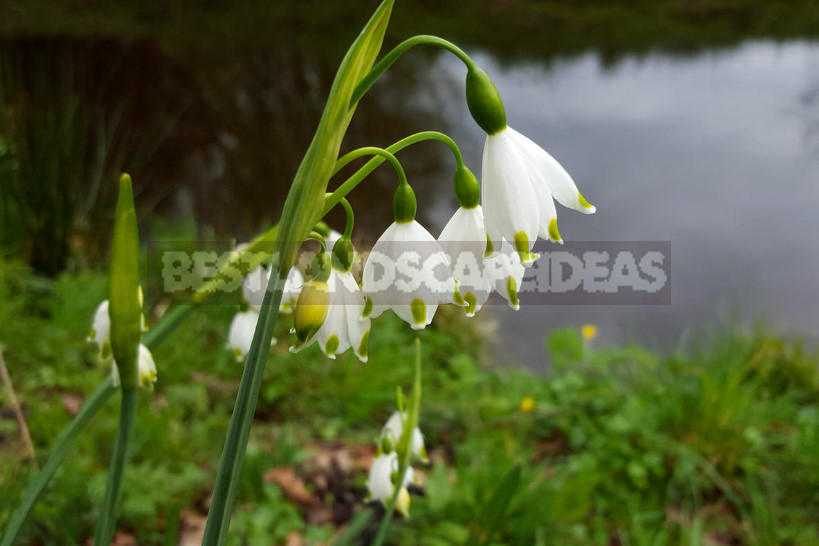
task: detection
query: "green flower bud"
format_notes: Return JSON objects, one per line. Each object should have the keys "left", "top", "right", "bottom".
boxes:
{"left": 331, "top": 237, "right": 355, "bottom": 272}
{"left": 293, "top": 279, "right": 330, "bottom": 346}
{"left": 310, "top": 251, "right": 332, "bottom": 282}
{"left": 465, "top": 67, "right": 507, "bottom": 136}
{"left": 453, "top": 165, "right": 481, "bottom": 209}
{"left": 393, "top": 182, "right": 417, "bottom": 224}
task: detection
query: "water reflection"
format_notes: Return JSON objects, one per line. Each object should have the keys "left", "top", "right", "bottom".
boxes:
{"left": 436, "top": 42, "right": 819, "bottom": 367}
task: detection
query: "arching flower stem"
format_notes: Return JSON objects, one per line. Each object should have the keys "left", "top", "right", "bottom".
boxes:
{"left": 334, "top": 146, "right": 409, "bottom": 186}
{"left": 351, "top": 35, "right": 477, "bottom": 106}
{"left": 338, "top": 197, "right": 355, "bottom": 239}
{"left": 324, "top": 131, "right": 464, "bottom": 215}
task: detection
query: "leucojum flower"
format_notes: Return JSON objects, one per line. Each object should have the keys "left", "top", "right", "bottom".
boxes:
{"left": 290, "top": 233, "right": 370, "bottom": 362}
{"left": 226, "top": 263, "right": 303, "bottom": 361}
{"left": 465, "top": 66, "right": 596, "bottom": 265}
{"left": 366, "top": 410, "right": 427, "bottom": 517}
{"left": 362, "top": 180, "right": 465, "bottom": 329}
{"left": 88, "top": 298, "right": 157, "bottom": 389}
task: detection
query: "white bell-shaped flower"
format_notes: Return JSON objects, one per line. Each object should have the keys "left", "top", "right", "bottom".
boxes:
{"left": 381, "top": 411, "right": 428, "bottom": 462}
{"left": 88, "top": 300, "right": 112, "bottom": 361}
{"left": 290, "top": 261, "right": 370, "bottom": 362}
{"left": 482, "top": 126, "right": 595, "bottom": 264}
{"left": 110, "top": 344, "right": 157, "bottom": 389}
{"left": 367, "top": 452, "right": 413, "bottom": 517}
{"left": 438, "top": 206, "right": 493, "bottom": 317}
{"left": 484, "top": 241, "right": 526, "bottom": 310}
{"left": 363, "top": 220, "right": 464, "bottom": 330}
{"left": 242, "top": 265, "right": 303, "bottom": 312}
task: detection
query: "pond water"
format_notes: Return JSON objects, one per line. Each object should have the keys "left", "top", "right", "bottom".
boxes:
{"left": 7, "top": 36, "right": 818, "bottom": 369}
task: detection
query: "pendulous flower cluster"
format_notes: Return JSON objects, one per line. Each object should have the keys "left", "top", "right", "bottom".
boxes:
{"left": 225, "top": 58, "right": 595, "bottom": 363}
{"left": 366, "top": 411, "right": 427, "bottom": 517}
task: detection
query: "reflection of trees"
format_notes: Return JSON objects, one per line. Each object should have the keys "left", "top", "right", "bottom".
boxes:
{"left": 0, "top": 35, "right": 458, "bottom": 274}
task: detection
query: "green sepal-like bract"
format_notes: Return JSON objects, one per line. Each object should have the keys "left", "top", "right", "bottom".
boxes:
{"left": 465, "top": 67, "right": 507, "bottom": 136}
{"left": 454, "top": 165, "right": 481, "bottom": 209}
{"left": 393, "top": 183, "right": 417, "bottom": 223}
{"left": 108, "top": 174, "right": 142, "bottom": 390}
{"left": 331, "top": 238, "right": 355, "bottom": 272}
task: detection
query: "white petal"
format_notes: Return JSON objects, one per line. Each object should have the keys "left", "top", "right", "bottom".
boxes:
{"left": 508, "top": 126, "right": 596, "bottom": 214}
{"left": 484, "top": 241, "right": 526, "bottom": 310}
{"left": 438, "top": 207, "right": 493, "bottom": 315}
{"left": 137, "top": 344, "right": 158, "bottom": 388}
{"left": 314, "top": 272, "right": 351, "bottom": 358}
{"left": 481, "top": 130, "right": 540, "bottom": 258}
{"left": 242, "top": 266, "right": 269, "bottom": 310}
{"left": 227, "top": 310, "right": 260, "bottom": 361}
{"left": 367, "top": 452, "right": 413, "bottom": 504}
{"left": 88, "top": 301, "right": 111, "bottom": 360}
{"left": 381, "top": 411, "right": 428, "bottom": 461}
{"left": 363, "top": 221, "right": 460, "bottom": 329}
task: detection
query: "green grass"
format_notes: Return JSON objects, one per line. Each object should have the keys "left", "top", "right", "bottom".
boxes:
{"left": 0, "top": 259, "right": 817, "bottom": 545}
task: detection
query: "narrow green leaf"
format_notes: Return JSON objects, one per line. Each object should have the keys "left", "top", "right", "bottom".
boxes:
{"left": 330, "top": 508, "right": 373, "bottom": 546}
{"left": 466, "top": 465, "right": 522, "bottom": 546}
{"left": 203, "top": 3, "right": 395, "bottom": 544}
{"left": 0, "top": 378, "right": 116, "bottom": 546}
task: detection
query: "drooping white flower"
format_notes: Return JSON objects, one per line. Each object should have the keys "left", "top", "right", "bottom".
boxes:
{"left": 484, "top": 241, "right": 526, "bottom": 310}
{"left": 363, "top": 220, "right": 464, "bottom": 330}
{"left": 242, "top": 265, "right": 303, "bottom": 312}
{"left": 367, "top": 452, "right": 414, "bottom": 517}
{"left": 227, "top": 309, "right": 258, "bottom": 361}
{"left": 89, "top": 299, "right": 158, "bottom": 388}
{"left": 290, "top": 268, "right": 370, "bottom": 362}
{"left": 482, "top": 126, "right": 595, "bottom": 264}
{"left": 381, "top": 411, "right": 428, "bottom": 462}
{"left": 88, "top": 300, "right": 112, "bottom": 361}
{"left": 438, "top": 206, "right": 493, "bottom": 317}
{"left": 110, "top": 344, "right": 157, "bottom": 390}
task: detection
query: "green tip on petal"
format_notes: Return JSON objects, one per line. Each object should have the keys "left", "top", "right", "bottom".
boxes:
{"left": 578, "top": 192, "right": 595, "bottom": 211}
{"left": 88, "top": 328, "right": 96, "bottom": 340}
{"left": 547, "top": 218, "right": 562, "bottom": 242}
{"left": 464, "top": 292, "right": 477, "bottom": 316}
{"left": 362, "top": 296, "right": 373, "bottom": 318}
{"left": 100, "top": 342, "right": 112, "bottom": 361}
{"left": 233, "top": 347, "right": 243, "bottom": 361}
{"left": 358, "top": 329, "right": 370, "bottom": 362}
{"left": 453, "top": 284, "right": 466, "bottom": 306}
{"left": 419, "top": 444, "right": 429, "bottom": 462}
{"left": 325, "top": 335, "right": 339, "bottom": 358}
{"left": 484, "top": 234, "right": 494, "bottom": 258}
{"left": 513, "top": 231, "right": 530, "bottom": 262}
{"left": 410, "top": 298, "right": 427, "bottom": 327}
{"left": 506, "top": 276, "right": 520, "bottom": 310}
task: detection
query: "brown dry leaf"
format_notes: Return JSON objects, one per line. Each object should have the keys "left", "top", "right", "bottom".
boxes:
{"left": 286, "top": 531, "right": 303, "bottom": 546}
{"left": 111, "top": 532, "right": 137, "bottom": 546}
{"left": 178, "top": 510, "right": 207, "bottom": 546}
{"left": 264, "top": 466, "right": 317, "bottom": 505}
{"left": 61, "top": 393, "right": 82, "bottom": 416}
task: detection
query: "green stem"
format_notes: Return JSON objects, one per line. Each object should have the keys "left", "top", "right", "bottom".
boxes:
{"left": 0, "top": 378, "right": 116, "bottom": 546}
{"left": 93, "top": 386, "right": 137, "bottom": 545}
{"left": 372, "top": 338, "right": 422, "bottom": 546}
{"left": 324, "top": 131, "right": 463, "bottom": 214}
{"left": 338, "top": 197, "right": 355, "bottom": 239}
{"left": 352, "top": 35, "right": 476, "bottom": 106}
{"left": 202, "top": 267, "right": 286, "bottom": 546}
{"left": 334, "top": 146, "right": 407, "bottom": 184}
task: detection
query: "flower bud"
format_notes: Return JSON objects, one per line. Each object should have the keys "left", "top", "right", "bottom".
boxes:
{"left": 293, "top": 280, "right": 329, "bottom": 346}
{"left": 331, "top": 237, "right": 355, "bottom": 272}
{"left": 465, "top": 67, "right": 507, "bottom": 136}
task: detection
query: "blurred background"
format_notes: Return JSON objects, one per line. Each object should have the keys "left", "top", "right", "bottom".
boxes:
{"left": 1, "top": 1, "right": 818, "bottom": 545}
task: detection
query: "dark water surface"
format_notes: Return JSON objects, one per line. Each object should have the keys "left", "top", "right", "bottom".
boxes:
{"left": 5, "top": 35, "right": 818, "bottom": 368}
